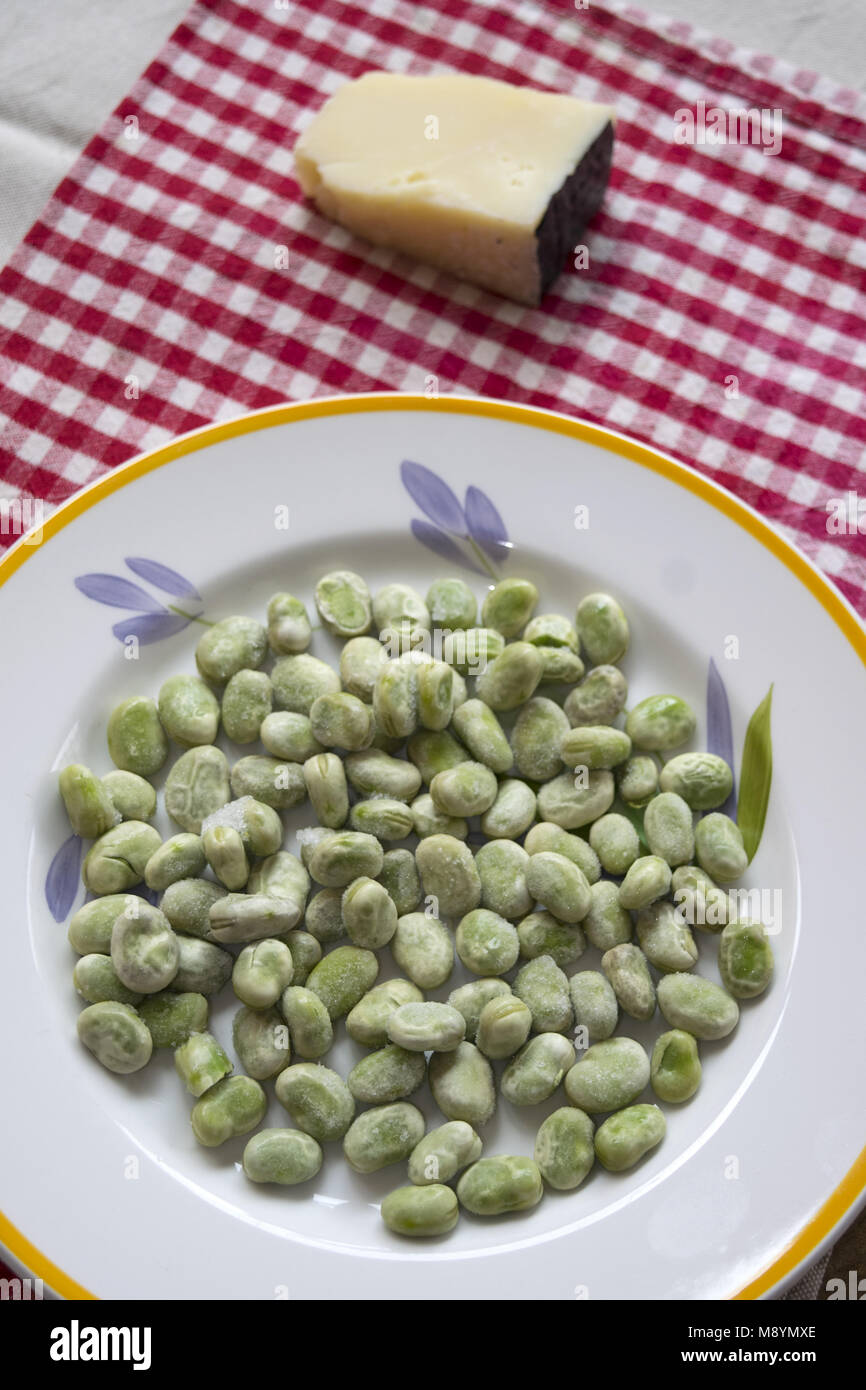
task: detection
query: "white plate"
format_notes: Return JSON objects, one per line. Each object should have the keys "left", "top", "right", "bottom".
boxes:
{"left": 1, "top": 394, "right": 864, "bottom": 1302}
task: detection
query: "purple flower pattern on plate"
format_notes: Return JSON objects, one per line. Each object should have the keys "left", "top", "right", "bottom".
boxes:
{"left": 75, "top": 557, "right": 205, "bottom": 646}
{"left": 401, "top": 460, "right": 509, "bottom": 578}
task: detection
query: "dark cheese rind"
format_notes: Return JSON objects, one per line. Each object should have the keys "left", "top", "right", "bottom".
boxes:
{"left": 535, "top": 121, "right": 615, "bottom": 301}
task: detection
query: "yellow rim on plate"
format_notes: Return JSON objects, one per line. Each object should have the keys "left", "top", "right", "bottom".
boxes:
{"left": 1, "top": 392, "right": 863, "bottom": 1302}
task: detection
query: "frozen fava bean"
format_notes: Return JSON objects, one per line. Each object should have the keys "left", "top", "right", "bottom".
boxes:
{"left": 626, "top": 695, "right": 696, "bottom": 752}
{"left": 170, "top": 937, "right": 233, "bottom": 996}
{"left": 388, "top": 1002, "right": 465, "bottom": 1053}
{"left": 560, "top": 726, "right": 632, "bottom": 771}
{"left": 644, "top": 791, "right": 695, "bottom": 868}
{"left": 456, "top": 909, "right": 520, "bottom": 976}
{"left": 415, "top": 658, "right": 454, "bottom": 731}
{"left": 275, "top": 1063, "right": 355, "bottom": 1142}
{"left": 279, "top": 986, "right": 333, "bottom": 1059}
{"left": 523, "top": 614, "right": 584, "bottom": 683}
{"left": 315, "top": 569, "right": 372, "bottom": 637}
{"left": 345, "top": 978, "right": 423, "bottom": 1048}
{"left": 100, "top": 770, "right": 155, "bottom": 827}
{"left": 657, "top": 972, "right": 739, "bottom": 1040}
{"left": 349, "top": 798, "right": 414, "bottom": 842}
{"left": 589, "top": 813, "right": 640, "bottom": 876}
{"left": 426, "top": 577, "right": 477, "bottom": 631}
{"left": 202, "top": 825, "right": 248, "bottom": 891}
{"left": 510, "top": 697, "right": 570, "bottom": 783}
{"left": 482, "top": 578, "right": 539, "bottom": 638}
{"left": 303, "top": 753, "right": 349, "bottom": 829}
{"left": 391, "top": 913, "right": 454, "bottom": 990}
{"left": 231, "top": 755, "right": 306, "bottom": 811}
{"left": 297, "top": 826, "right": 337, "bottom": 870}
{"left": 576, "top": 593, "right": 629, "bottom": 666}
{"left": 564, "top": 665, "right": 628, "bottom": 727}
{"left": 409, "top": 1121, "right": 482, "bottom": 1185}
{"left": 582, "top": 880, "right": 633, "bottom": 952}
{"left": 345, "top": 749, "right": 422, "bottom": 802}
{"left": 73, "top": 954, "right": 143, "bottom": 1006}
{"left": 513, "top": 956, "right": 573, "bottom": 1035}
{"left": 310, "top": 692, "right": 374, "bottom": 751}
{"left": 347, "top": 1044, "right": 427, "bottom": 1103}
{"left": 340, "top": 636, "right": 389, "bottom": 702}
{"left": 476, "top": 641, "right": 543, "bottom": 711}
{"left": 636, "top": 901, "right": 698, "bottom": 972}
{"left": 221, "top": 669, "right": 272, "bottom": 744}
{"left": 381, "top": 1184, "right": 459, "bottom": 1237}
{"left": 457, "top": 1156, "right": 542, "bottom": 1216}
{"left": 266, "top": 592, "right": 312, "bottom": 655}
{"left": 110, "top": 900, "right": 179, "bottom": 994}
{"left": 517, "top": 912, "right": 585, "bottom": 971}
{"left": 306, "top": 945, "right": 379, "bottom": 1019}
{"left": 77, "top": 1001, "right": 152, "bottom": 1073}
{"left": 195, "top": 616, "right": 267, "bottom": 686}
{"left": 233, "top": 1005, "right": 291, "bottom": 1080}
{"left": 452, "top": 699, "right": 513, "bottom": 774}
{"left": 271, "top": 653, "right": 341, "bottom": 715}
{"left": 342, "top": 876, "right": 398, "bottom": 949}
{"left": 500, "top": 1032, "right": 575, "bottom": 1106}
{"left": 595, "top": 1104, "right": 665, "bottom": 1172}
{"left": 303, "top": 889, "right": 345, "bottom": 945}
{"left": 261, "top": 711, "right": 323, "bottom": 763}
{"left": 448, "top": 979, "right": 512, "bottom": 1043}
{"left": 659, "top": 752, "right": 734, "bottom": 811}
{"left": 407, "top": 729, "right": 470, "bottom": 783}
{"left": 243, "top": 1129, "right": 323, "bottom": 1186}
{"left": 247, "top": 850, "right": 309, "bottom": 906}
{"left": 616, "top": 755, "right": 659, "bottom": 808}
{"left": 281, "top": 931, "right": 322, "bottom": 987}
{"left": 451, "top": 671, "right": 468, "bottom": 710}
{"left": 480, "top": 778, "right": 536, "bottom": 840}
{"left": 208, "top": 893, "right": 302, "bottom": 945}
{"left": 564, "top": 1037, "right": 650, "bottom": 1114}
{"left": 83, "top": 820, "right": 162, "bottom": 895}
{"left": 160, "top": 877, "right": 226, "bottom": 939}
{"left": 694, "top": 813, "right": 748, "bottom": 883}
{"left": 343, "top": 1102, "right": 426, "bottom": 1174}
{"left": 232, "top": 939, "right": 294, "bottom": 1009}
{"left": 373, "top": 661, "right": 418, "bottom": 739}
{"left": 373, "top": 583, "right": 430, "bottom": 643}
{"left": 191, "top": 1075, "right": 267, "bottom": 1148}
{"left": 145, "top": 833, "right": 206, "bottom": 891}
{"left": 536, "top": 769, "right": 614, "bottom": 830}
{"left": 442, "top": 627, "right": 505, "bottom": 676}
{"left": 525, "top": 853, "right": 591, "bottom": 925}
{"left": 158, "top": 674, "right": 220, "bottom": 747}
{"left": 651, "top": 1030, "right": 701, "bottom": 1102}
{"left": 58, "top": 764, "right": 118, "bottom": 839}
{"left": 107, "top": 696, "right": 168, "bottom": 777}
{"left": 139, "top": 992, "right": 208, "bottom": 1048}
{"left": 474, "top": 840, "right": 532, "bottom": 920}
{"left": 618, "top": 855, "right": 672, "bottom": 911}
{"left": 411, "top": 794, "right": 468, "bottom": 841}
{"left": 378, "top": 849, "right": 422, "bottom": 916}
{"left": 174, "top": 1031, "right": 232, "bottom": 1096}
{"left": 415, "top": 834, "right": 481, "bottom": 919}
{"left": 718, "top": 919, "right": 774, "bottom": 998}
{"left": 164, "top": 745, "right": 231, "bottom": 833}
{"left": 429, "top": 1042, "right": 496, "bottom": 1126}
{"left": 569, "top": 971, "right": 618, "bottom": 1043}
{"left": 535, "top": 1107, "right": 595, "bottom": 1191}
{"left": 476, "top": 995, "right": 532, "bottom": 1060}
{"left": 430, "top": 761, "right": 498, "bottom": 817}
{"left": 309, "top": 831, "right": 384, "bottom": 888}
{"left": 524, "top": 823, "right": 601, "bottom": 885}
{"left": 671, "top": 865, "right": 732, "bottom": 933}
{"left": 602, "top": 944, "right": 656, "bottom": 1022}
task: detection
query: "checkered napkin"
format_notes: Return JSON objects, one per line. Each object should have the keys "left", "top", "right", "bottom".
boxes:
{"left": 1, "top": 0, "right": 865, "bottom": 612}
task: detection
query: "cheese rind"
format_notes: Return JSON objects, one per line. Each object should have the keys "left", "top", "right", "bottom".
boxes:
{"left": 294, "top": 72, "right": 615, "bottom": 305}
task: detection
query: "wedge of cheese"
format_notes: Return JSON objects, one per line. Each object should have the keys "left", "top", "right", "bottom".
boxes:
{"left": 294, "top": 72, "right": 615, "bottom": 306}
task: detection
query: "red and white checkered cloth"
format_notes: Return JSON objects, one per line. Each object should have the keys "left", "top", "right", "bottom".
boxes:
{"left": 1, "top": 0, "right": 865, "bottom": 618}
